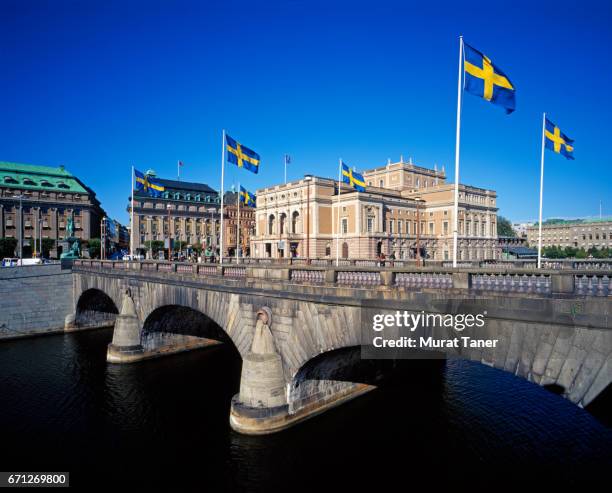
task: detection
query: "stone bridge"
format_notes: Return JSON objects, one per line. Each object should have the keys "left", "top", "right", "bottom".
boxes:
{"left": 71, "top": 259, "right": 612, "bottom": 434}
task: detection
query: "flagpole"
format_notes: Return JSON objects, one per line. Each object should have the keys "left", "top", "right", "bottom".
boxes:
{"left": 336, "top": 159, "right": 342, "bottom": 266}
{"left": 537, "top": 112, "right": 546, "bottom": 269}
{"left": 130, "top": 165, "right": 135, "bottom": 258}
{"left": 236, "top": 182, "right": 240, "bottom": 264}
{"left": 220, "top": 130, "right": 226, "bottom": 265}
{"left": 284, "top": 154, "right": 288, "bottom": 184}
{"left": 177, "top": 160, "right": 180, "bottom": 181}
{"left": 452, "top": 35, "right": 464, "bottom": 268}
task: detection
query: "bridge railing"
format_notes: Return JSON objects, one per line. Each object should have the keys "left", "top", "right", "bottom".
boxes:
{"left": 72, "top": 259, "right": 612, "bottom": 297}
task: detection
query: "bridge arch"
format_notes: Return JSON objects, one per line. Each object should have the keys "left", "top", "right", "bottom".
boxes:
{"left": 140, "top": 304, "right": 241, "bottom": 357}
{"left": 76, "top": 288, "right": 119, "bottom": 328}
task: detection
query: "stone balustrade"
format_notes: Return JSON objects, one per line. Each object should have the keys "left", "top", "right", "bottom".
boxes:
{"left": 73, "top": 259, "right": 612, "bottom": 297}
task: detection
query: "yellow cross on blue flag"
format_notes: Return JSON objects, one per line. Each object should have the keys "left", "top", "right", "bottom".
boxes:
{"left": 341, "top": 162, "right": 366, "bottom": 192}
{"left": 464, "top": 42, "right": 516, "bottom": 114}
{"left": 545, "top": 118, "right": 574, "bottom": 160}
{"left": 226, "top": 134, "right": 260, "bottom": 174}
{"left": 239, "top": 185, "right": 256, "bottom": 207}
{"left": 134, "top": 168, "right": 165, "bottom": 197}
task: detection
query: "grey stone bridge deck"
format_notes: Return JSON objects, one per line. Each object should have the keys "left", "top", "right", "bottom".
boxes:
{"left": 71, "top": 259, "right": 612, "bottom": 434}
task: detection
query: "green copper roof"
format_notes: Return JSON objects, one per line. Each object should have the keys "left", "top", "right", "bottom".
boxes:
{"left": 0, "top": 161, "right": 88, "bottom": 194}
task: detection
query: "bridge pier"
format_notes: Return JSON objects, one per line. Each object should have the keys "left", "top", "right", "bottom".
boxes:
{"left": 230, "top": 308, "right": 374, "bottom": 435}
{"left": 106, "top": 290, "right": 223, "bottom": 364}
{"left": 106, "top": 290, "right": 145, "bottom": 363}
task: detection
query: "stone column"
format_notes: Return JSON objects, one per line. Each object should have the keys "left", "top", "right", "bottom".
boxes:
{"left": 107, "top": 290, "right": 143, "bottom": 363}
{"left": 230, "top": 307, "right": 289, "bottom": 434}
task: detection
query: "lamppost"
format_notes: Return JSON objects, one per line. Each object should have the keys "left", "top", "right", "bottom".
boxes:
{"left": 166, "top": 204, "right": 172, "bottom": 260}
{"left": 13, "top": 194, "right": 24, "bottom": 261}
{"left": 304, "top": 174, "right": 313, "bottom": 264}
{"left": 415, "top": 197, "right": 424, "bottom": 266}
{"left": 101, "top": 217, "right": 106, "bottom": 260}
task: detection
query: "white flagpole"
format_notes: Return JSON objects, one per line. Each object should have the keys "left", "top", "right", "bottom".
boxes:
{"left": 220, "top": 130, "right": 226, "bottom": 264}
{"left": 537, "top": 112, "right": 546, "bottom": 269}
{"left": 452, "top": 35, "right": 464, "bottom": 268}
{"left": 130, "top": 166, "right": 135, "bottom": 258}
{"left": 236, "top": 182, "right": 240, "bottom": 263}
{"left": 336, "top": 159, "right": 342, "bottom": 266}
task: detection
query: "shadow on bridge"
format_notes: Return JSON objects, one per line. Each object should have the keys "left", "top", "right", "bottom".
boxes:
{"left": 140, "top": 305, "right": 240, "bottom": 356}
{"left": 288, "top": 346, "right": 446, "bottom": 415}
{"left": 75, "top": 288, "right": 119, "bottom": 329}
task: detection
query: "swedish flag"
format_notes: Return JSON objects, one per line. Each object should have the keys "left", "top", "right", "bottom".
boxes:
{"left": 464, "top": 42, "right": 516, "bottom": 114}
{"left": 341, "top": 162, "right": 366, "bottom": 192}
{"left": 545, "top": 118, "right": 574, "bottom": 160}
{"left": 239, "top": 185, "right": 256, "bottom": 207}
{"left": 226, "top": 134, "right": 260, "bottom": 174}
{"left": 134, "top": 169, "right": 165, "bottom": 197}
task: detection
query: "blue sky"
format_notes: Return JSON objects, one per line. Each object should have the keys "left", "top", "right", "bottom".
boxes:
{"left": 2, "top": 0, "right": 611, "bottom": 225}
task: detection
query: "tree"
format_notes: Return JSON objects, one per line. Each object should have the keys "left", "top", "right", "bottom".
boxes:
{"left": 42, "top": 239, "right": 55, "bottom": 258}
{"left": 497, "top": 216, "right": 516, "bottom": 237}
{"left": 145, "top": 240, "right": 164, "bottom": 254}
{"left": 0, "top": 238, "right": 17, "bottom": 258}
{"left": 88, "top": 238, "right": 101, "bottom": 259}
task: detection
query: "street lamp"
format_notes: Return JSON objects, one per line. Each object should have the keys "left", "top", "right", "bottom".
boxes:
{"left": 414, "top": 197, "right": 424, "bottom": 266}
{"left": 304, "top": 174, "right": 313, "bottom": 264}
{"left": 13, "top": 195, "right": 24, "bottom": 261}
{"left": 166, "top": 204, "right": 173, "bottom": 260}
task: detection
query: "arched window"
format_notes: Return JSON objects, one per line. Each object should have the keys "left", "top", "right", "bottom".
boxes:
{"left": 268, "top": 214, "right": 276, "bottom": 235}
{"left": 342, "top": 242, "right": 349, "bottom": 258}
{"left": 291, "top": 211, "right": 300, "bottom": 234}
{"left": 279, "top": 213, "right": 287, "bottom": 234}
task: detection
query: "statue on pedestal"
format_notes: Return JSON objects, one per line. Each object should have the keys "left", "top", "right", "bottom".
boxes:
{"left": 60, "top": 212, "right": 81, "bottom": 260}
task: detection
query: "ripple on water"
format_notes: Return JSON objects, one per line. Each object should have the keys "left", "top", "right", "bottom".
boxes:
{"left": 0, "top": 329, "right": 610, "bottom": 490}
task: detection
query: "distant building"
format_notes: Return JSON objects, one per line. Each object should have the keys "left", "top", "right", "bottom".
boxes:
{"left": 129, "top": 171, "right": 221, "bottom": 256}
{"left": 0, "top": 161, "right": 105, "bottom": 258}
{"left": 251, "top": 158, "right": 500, "bottom": 261}
{"left": 512, "top": 222, "right": 534, "bottom": 238}
{"left": 223, "top": 191, "right": 256, "bottom": 257}
{"left": 526, "top": 218, "right": 612, "bottom": 250}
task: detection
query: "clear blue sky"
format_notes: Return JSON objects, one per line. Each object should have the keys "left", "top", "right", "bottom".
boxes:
{"left": 2, "top": 0, "right": 611, "bottom": 225}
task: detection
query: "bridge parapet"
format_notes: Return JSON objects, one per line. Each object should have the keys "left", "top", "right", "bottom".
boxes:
{"left": 73, "top": 260, "right": 611, "bottom": 298}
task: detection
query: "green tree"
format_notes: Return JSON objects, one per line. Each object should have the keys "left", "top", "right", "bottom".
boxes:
{"left": 41, "top": 239, "right": 55, "bottom": 258}
{"left": 145, "top": 240, "right": 164, "bottom": 255}
{"left": 497, "top": 216, "right": 516, "bottom": 237}
{"left": 0, "top": 238, "right": 17, "bottom": 258}
{"left": 88, "top": 238, "right": 101, "bottom": 259}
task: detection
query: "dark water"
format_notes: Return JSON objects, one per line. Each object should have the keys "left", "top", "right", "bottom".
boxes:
{"left": 1, "top": 329, "right": 610, "bottom": 490}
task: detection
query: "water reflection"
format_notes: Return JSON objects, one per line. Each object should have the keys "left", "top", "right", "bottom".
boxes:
{"left": 0, "top": 329, "right": 610, "bottom": 490}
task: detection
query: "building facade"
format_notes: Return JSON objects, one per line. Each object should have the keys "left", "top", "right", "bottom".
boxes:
{"left": 130, "top": 173, "right": 221, "bottom": 256}
{"left": 0, "top": 161, "right": 105, "bottom": 258}
{"left": 129, "top": 173, "right": 255, "bottom": 257}
{"left": 526, "top": 219, "right": 612, "bottom": 250}
{"left": 251, "top": 158, "right": 499, "bottom": 261}
{"left": 223, "top": 192, "right": 256, "bottom": 257}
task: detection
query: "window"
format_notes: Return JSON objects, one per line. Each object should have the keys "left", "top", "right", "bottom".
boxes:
{"left": 397, "top": 221, "right": 402, "bottom": 234}
{"left": 389, "top": 220, "right": 394, "bottom": 234}
{"left": 443, "top": 221, "right": 449, "bottom": 235}
{"left": 57, "top": 182, "right": 69, "bottom": 189}
{"left": 428, "top": 222, "right": 434, "bottom": 235}
{"left": 341, "top": 218, "right": 348, "bottom": 234}
{"left": 367, "top": 216, "right": 374, "bottom": 233}
{"left": 379, "top": 179, "right": 384, "bottom": 187}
